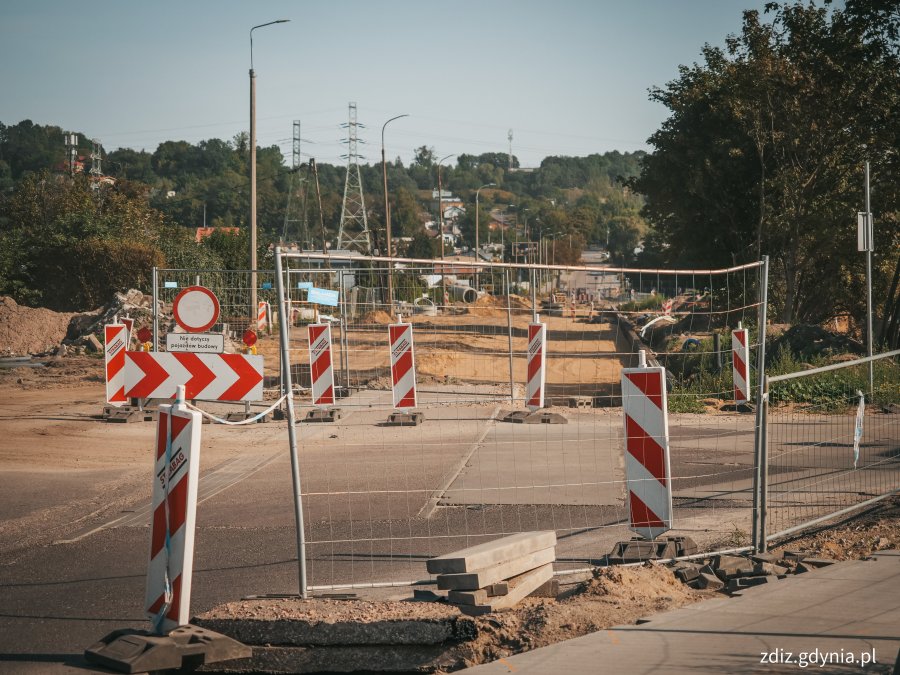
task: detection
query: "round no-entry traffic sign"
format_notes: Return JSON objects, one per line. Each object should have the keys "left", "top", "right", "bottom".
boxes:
{"left": 173, "top": 286, "right": 220, "bottom": 333}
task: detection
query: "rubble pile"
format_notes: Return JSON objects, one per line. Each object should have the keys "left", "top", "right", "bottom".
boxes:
{"left": 61, "top": 289, "right": 158, "bottom": 356}
{"left": 671, "top": 550, "right": 836, "bottom": 594}
{"left": 0, "top": 290, "right": 159, "bottom": 358}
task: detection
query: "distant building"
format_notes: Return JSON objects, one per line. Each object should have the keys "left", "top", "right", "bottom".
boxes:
{"left": 443, "top": 205, "right": 466, "bottom": 221}
{"left": 431, "top": 189, "right": 464, "bottom": 214}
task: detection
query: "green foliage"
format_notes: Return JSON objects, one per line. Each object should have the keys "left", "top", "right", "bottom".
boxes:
{"left": 46, "top": 238, "right": 164, "bottom": 310}
{"left": 767, "top": 348, "right": 900, "bottom": 409}
{"left": 404, "top": 231, "right": 436, "bottom": 259}
{"left": 0, "top": 172, "right": 209, "bottom": 310}
{"left": 630, "top": 2, "right": 900, "bottom": 333}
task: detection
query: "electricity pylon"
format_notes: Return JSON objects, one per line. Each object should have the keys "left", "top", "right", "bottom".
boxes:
{"left": 336, "top": 102, "right": 371, "bottom": 253}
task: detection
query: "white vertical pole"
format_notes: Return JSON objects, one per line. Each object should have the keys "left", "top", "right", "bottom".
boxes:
{"left": 865, "top": 161, "right": 874, "bottom": 394}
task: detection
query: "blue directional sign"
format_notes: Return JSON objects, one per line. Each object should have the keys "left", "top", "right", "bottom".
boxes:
{"left": 307, "top": 287, "right": 339, "bottom": 307}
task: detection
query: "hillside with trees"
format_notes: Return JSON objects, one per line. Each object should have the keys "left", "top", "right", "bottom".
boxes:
{"left": 0, "top": 121, "right": 646, "bottom": 310}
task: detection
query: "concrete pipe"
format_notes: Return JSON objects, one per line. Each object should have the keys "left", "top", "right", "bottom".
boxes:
{"left": 447, "top": 284, "right": 479, "bottom": 304}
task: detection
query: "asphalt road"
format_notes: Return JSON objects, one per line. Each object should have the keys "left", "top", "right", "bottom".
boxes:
{"left": 0, "top": 384, "right": 896, "bottom": 671}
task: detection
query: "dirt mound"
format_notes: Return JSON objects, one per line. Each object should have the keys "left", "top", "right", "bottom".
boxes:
{"left": 0, "top": 297, "right": 81, "bottom": 356}
{"left": 508, "top": 294, "right": 533, "bottom": 310}
{"left": 359, "top": 310, "right": 393, "bottom": 325}
{"left": 467, "top": 294, "right": 506, "bottom": 318}
{"left": 454, "top": 564, "right": 701, "bottom": 668}
{"left": 474, "top": 294, "right": 503, "bottom": 308}
{"left": 773, "top": 495, "right": 900, "bottom": 561}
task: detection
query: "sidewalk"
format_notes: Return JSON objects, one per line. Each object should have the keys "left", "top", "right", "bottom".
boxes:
{"left": 465, "top": 551, "right": 900, "bottom": 674}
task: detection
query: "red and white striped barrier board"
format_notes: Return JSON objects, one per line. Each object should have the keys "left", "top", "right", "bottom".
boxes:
{"left": 732, "top": 327, "right": 750, "bottom": 403}
{"left": 662, "top": 298, "right": 674, "bottom": 316}
{"left": 307, "top": 323, "right": 335, "bottom": 407}
{"left": 257, "top": 301, "right": 270, "bottom": 331}
{"left": 124, "top": 352, "right": 264, "bottom": 401}
{"left": 621, "top": 365, "right": 673, "bottom": 539}
{"left": 525, "top": 321, "right": 546, "bottom": 411}
{"left": 145, "top": 395, "right": 201, "bottom": 633}
{"left": 104, "top": 324, "right": 128, "bottom": 407}
{"left": 389, "top": 322, "right": 417, "bottom": 409}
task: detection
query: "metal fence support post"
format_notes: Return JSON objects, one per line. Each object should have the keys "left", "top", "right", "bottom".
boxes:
{"left": 151, "top": 266, "right": 159, "bottom": 352}
{"left": 751, "top": 255, "right": 769, "bottom": 552}
{"left": 758, "top": 374, "right": 770, "bottom": 552}
{"left": 274, "top": 247, "right": 309, "bottom": 598}
{"left": 339, "top": 272, "right": 350, "bottom": 391}
{"left": 505, "top": 269, "right": 515, "bottom": 404}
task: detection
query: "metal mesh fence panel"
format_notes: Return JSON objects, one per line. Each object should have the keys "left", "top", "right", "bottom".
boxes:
{"left": 763, "top": 352, "right": 900, "bottom": 540}
{"left": 271, "top": 253, "right": 769, "bottom": 590}
{"left": 153, "top": 267, "right": 279, "bottom": 341}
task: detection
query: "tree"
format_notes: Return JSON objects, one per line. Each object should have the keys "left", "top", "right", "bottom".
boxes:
{"left": 630, "top": 2, "right": 900, "bottom": 329}
{"left": 404, "top": 231, "right": 436, "bottom": 259}
{"left": 0, "top": 171, "right": 195, "bottom": 309}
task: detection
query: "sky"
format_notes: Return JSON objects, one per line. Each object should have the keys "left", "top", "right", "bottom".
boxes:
{"left": 0, "top": 0, "right": 775, "bottom": 169}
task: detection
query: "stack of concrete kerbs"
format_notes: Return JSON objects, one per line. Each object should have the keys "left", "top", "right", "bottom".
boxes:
{"left": 427, "top": 531, "right": 557, "bottom": 616}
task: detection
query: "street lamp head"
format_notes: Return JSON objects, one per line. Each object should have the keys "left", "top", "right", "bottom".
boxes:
{"left": 250, "top": 19, "right": 291, "bottom": 69}
{"left": 382, "top": 113, "right": 410, "bottom": 137}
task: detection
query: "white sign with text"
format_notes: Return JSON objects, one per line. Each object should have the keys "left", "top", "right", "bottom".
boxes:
{"left": 166, "top": 332, "right": 225, "bottom": 353}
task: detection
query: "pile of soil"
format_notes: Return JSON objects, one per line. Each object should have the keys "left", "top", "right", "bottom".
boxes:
{"left": 467, "top": 294, "right": 507, "bottom": 318}
{"left": 454, "top": 564, "right": 699, "bottom": 668}
{"left": 772, "top": 495, "right": 900, "bottom": 561}
{"left": 507, "top": 294, "right": 533, "bottom": 310}
{"left": 359, "top": 310, "right": 394, "bottom": 325}
{"left": 0, "top": 297, "right": 81, "bottom": 356}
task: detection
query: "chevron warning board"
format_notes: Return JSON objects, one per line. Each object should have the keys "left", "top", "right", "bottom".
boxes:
{"left": 389, "top": 322, "right": 417, "bottom": 410}
{"left": 307, "top": 323, "right": 335, "bottom": 407}
{"left": 525, "top": 321, "right": 546, "bottom": 412}
{"left": 104, "top": 324, "right": 128, "bottom": 407}
{"left": 145, "top": 398, "right": 201, "bottom": 633}
{"left": 732, "top": 327, "right": 750, "bottom": 403}
{"left": 124, "top": 352, "right": 264, "bottom": 401}
{"left": 621, "top": 365, "right": 673, "bottom": 539}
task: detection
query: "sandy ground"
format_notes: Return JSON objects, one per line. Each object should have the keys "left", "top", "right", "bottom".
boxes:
{"left": 263, "top": 309, "right": 625, "bottom": 398}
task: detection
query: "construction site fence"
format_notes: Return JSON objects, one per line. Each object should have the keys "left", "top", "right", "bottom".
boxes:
{"left": 267, "top": 253, "right": 770, "bottom": 589}
{"left": 149, "top": 256, "right": 898, "bottom": 591}
{"left": 758, "top": 349, "right": 900, "bottom": 551}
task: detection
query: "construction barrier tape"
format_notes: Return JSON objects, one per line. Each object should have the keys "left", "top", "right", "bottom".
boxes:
{"left": 184, "top": 394, "right": 289, "bottom": 426}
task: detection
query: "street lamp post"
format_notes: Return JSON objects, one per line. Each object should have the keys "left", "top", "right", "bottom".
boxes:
{"left": 436, "top": 154, "right": 455, "bottom": 260}
{"left": 436, "top": 154, "right": 454, "bottom": 308}
{"left": 381, "top": 114, "right": 409, "bottom": 314}
{"left": 474, "top": 182, "right": 496, "bottom": 290}
{"left": 249, "top": 19, "right": 289, "bottom": 328}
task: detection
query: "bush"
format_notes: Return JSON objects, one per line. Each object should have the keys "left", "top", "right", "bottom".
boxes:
{"left": 33, "top": 238, "right": 164, "bottom": 310}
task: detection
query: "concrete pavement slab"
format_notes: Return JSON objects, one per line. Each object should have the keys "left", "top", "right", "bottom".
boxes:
{"left": 464, "top": 551, "right": 900, "bottom": 673}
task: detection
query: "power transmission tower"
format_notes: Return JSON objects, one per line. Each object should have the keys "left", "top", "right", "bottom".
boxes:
{"left": 282, "top": 120, "right": 310, "bottom": 247}
{"left": 336, "top": 102, "right": 372, "bottom": 253}
{"left": 508, "top": 129, "right": 513, "bottom": 172}
{"left": 63, "top": 133, "right": 79, "bottom": 176}
{"left": 89, "top": 138, "right": 103, "bottom": 191}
